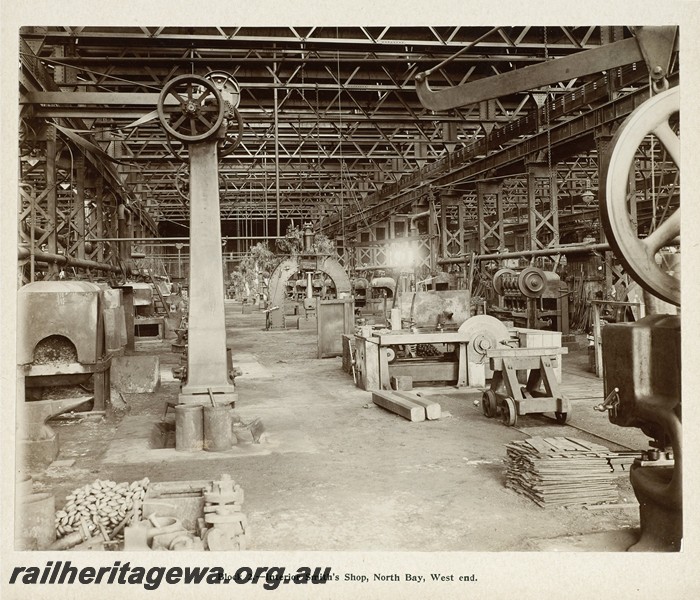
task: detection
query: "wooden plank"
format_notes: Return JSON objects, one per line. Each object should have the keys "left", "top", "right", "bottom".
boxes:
{"left": 389, "top": 361, "right": 458, "bottom": 382}
{"left": 376, "top": 332, "right": 472, "bottom": 345}
{"left": 372, "top": 391, "right": 425, "bottom": 422}
{"left": 488, "top": 346, "right": 566, "bottom": 357}
{"left": 583, "top": 503, "right": 639, "bottom": 510}
{"left": 390, "top": 375, "right": 414, "bottom": 391}
{"left": 517, "top": 397, "right": 563, "bottom": 415}
{"left": 505, "top": 436, "right": 622, "bottom": 508}
{"left": 525, "top": 437, "right": 553, "bottom": 454}
{"left": 549, "top": 437, "right": 579, "bottom": 451}
{"left": 393, "top": 392, "right": 441, "bottom": 420}
{"left": 360, "top": 337, "right": 380, "bottom": 391}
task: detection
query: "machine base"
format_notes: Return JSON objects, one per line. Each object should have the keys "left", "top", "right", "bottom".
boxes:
{"left": 19, "top": 435, "right": 59, "bottom": 471}
{"left": 628, "top": 466, "right": 682, "bottom": 552}
{"left": 178, "top": 391, "right": 238, "bottom": 407}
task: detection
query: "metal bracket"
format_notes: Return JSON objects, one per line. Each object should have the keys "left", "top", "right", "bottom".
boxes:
{"left": 594, "top": 387, "right": 620, "bottom": 413}
{"left": 631, "top": 26, "right": 678, "bottom": 83}
{"left": 415, "top": 26, "right": 677, "bottom": 111}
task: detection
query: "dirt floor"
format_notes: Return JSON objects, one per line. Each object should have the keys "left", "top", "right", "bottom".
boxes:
{"left": 24, "top": 300, "right": 651, "bottom": 552}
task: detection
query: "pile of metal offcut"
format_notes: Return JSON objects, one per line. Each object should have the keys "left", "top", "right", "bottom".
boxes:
{"left": 54, "top": 477, "right": 149, "bottom": 539}
{"left": 416, "top": 343, "right": 442, "bottom": 357}
{"left": 33, "top": 335, "right": 78, "bottom": 365}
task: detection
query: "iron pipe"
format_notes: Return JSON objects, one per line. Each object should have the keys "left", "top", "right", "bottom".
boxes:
{"left": 437, "top": 243, "right": 611, "bottom": 264}
{"left": 18, "top": 246, "right": 146, "bottom": 275}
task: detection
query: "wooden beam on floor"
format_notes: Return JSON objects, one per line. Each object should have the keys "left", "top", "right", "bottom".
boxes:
{"left": 372, "top": 390, "right": 425, "bottom": 422}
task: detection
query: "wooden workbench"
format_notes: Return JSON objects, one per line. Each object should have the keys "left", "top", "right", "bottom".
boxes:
{"left": 355, "top": 330, "right": 476, "bottom": 391}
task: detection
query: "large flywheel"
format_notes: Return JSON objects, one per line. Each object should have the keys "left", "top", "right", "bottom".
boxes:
{"left": 205, "top": 71, "right": 244, "bottom": 157}
{"left": 600, "top": 86, "right": 680, "bottom": 305}
{"left": 157, "top": 75, "right": 225, "bottom": 143}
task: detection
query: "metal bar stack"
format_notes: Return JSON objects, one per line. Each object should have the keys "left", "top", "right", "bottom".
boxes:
{"left": 504, "top": 437, "right": 637, "bottom": 507}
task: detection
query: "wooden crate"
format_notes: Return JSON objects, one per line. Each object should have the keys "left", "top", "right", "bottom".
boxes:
{"left": 513, "top": 327, "right": 563, "bottom": 379}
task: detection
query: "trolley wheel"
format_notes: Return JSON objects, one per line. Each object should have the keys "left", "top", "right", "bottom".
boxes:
{"left": 482, "top": 390, "right": 498, "bottom": 418}
{"left": 501, "top": 397, "right": 517, "bottom": 427}
{"left": 555, "top": 410, "right": 570, "bottom": 424}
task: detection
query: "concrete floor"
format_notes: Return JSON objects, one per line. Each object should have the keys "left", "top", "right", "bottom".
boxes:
{"left": 27, "top": 300, "right": 651, "bottom": 552}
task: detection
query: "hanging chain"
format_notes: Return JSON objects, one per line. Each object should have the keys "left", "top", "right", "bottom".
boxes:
{"left": 336, "top": 37, "right": 348, "bottom": 241}
{"left": 300, "top": 59, "right": 305, "bottom": 180}
{"left": 543, "top": 25, "right": 555, "bottom": 227}
{"left": 544, "top": 26, "right": 553, "bottom": 179}
{"left": 316, "top": 83, "right": 321, "bottom": 184}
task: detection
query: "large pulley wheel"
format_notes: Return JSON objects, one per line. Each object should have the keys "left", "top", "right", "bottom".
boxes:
{"left": 205, "top": 71, "right": 241, "bottom": 108}
{"left": 518, "top": 267, "right": 551, "bottom": 298}
{"left": 205, "top": 71, "right": 244, "bottom": 157}
{"left": 601, "top": 86, "right": 680, "bottom": 306}
{"left": 157, "top": 75, "right": 225, "bottom": 143}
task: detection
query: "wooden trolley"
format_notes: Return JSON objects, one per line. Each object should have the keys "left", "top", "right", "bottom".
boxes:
{"left": 482, "top": 346, "right": 570, "bottom": 427}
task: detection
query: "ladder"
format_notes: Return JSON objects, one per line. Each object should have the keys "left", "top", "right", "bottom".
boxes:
{"left": 146, "top": 271, "right": 169, "bottom": 316}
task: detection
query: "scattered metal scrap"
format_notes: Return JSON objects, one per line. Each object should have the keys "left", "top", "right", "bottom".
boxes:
{"left": 50, "top": 474, "right": 249, "bottom": 551}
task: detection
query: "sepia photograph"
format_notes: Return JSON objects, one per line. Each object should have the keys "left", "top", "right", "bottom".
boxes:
{"left": 2, "top": 2, "right": 699, "bottom": 598}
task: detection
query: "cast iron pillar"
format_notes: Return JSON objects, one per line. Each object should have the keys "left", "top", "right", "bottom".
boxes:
{"left": 179, "top": 142, "right": 236, "bottom": 405}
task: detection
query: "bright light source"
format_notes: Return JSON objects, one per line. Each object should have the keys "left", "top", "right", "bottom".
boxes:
{"left": 388, "top": 241, "right": 415, "bottom": 268}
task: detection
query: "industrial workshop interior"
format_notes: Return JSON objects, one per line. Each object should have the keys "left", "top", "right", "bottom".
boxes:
{"left": 11, "top": 24, "right": 683, "bottom": 556}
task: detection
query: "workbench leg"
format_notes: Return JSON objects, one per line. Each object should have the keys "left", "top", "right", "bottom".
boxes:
{"left": 490, "top": 369, "right": 504, "bottom": 395}
{"left": 362, "top": 340, "right": 381, "bottom": 391}
{"left": 467, "top": 362, "right": 485, "bottom": 388}
{"left": 457, "top": 343, "right": 468, "bottom": 387}
{"left": 525, "top": 366, "right": 543, "bottom": 395}
{"left": 501, "top": 359, "right": 524, "bottom": 402}
{"left": 539, "top": 358, "right": 559, "bottom": 398}
{"left": 379, "top": 347, "right": 391, "bottom": 390}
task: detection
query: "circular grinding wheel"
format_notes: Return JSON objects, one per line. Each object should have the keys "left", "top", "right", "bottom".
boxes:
{"left": 458, "top": 315, "right": 510, "bottom": 364}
